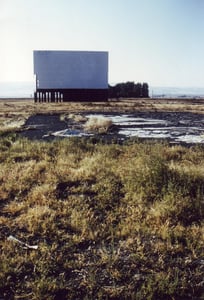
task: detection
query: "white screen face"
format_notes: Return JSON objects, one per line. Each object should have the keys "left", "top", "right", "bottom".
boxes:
{"left": 34, "top": 51, "right": 108, "bottom": 89}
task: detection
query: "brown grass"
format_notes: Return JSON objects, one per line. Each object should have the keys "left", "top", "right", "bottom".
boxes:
{"left": 0, "top": 98, "right": 204, "bottom": 299}
{"left": 0, "top": 135, "right": 203, "bottom": 299}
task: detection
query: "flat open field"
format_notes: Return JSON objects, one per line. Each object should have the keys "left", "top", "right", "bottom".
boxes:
{"left": 1, "top": 97, "right": 204, "bottom": 129}
{"left": 0, "top": 98, "right": 204, "bottom": 299}
{"left": 1, "top": 97, "right": 204, "bottom": 115}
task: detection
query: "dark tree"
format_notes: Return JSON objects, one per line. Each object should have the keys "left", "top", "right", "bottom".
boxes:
{"left": 134, "top": 83, "right": 142, "bottom": 97}
{"left": 109, "top": 81, "right": 149, "bottom": 98}
{"left": 142, "top": 83, "right": 149, "bottom": 98}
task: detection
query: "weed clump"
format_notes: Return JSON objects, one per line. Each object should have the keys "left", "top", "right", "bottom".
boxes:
{"left": 84, "top": 116, "right": 113, "bottom": 134}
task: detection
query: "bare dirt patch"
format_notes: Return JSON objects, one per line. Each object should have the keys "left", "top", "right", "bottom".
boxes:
{"left": 19, "top": 111, "right": 204, "bottom": 144}
{"left": 1, "top": 98, "right": 204, "bottom": 143}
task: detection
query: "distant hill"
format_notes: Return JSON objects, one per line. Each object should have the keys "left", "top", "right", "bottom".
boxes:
{"left": 150, "top": 86, "right": 204, "bottom": 98}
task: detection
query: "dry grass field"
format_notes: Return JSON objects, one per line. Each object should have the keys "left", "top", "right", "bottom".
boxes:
{"left": 0, "top": 98, "right": 204, "bottom": 299}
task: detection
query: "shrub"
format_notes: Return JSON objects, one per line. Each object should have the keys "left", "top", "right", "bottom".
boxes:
{"left": 84, "top": 116, "right": 113, "bottom": 134}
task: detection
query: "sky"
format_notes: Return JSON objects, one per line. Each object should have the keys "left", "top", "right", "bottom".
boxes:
{"left": 1, "top": 0, "right": 204, "bottom": 87}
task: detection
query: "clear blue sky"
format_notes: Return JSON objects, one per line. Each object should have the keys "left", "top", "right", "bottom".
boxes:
{"left": 1, "top": 0, "right": 204, "bottom": 87}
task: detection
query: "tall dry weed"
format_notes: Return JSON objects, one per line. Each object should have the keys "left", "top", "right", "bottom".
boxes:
{"left": 84, "top": 116, "right": 113, "bottom": 133}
